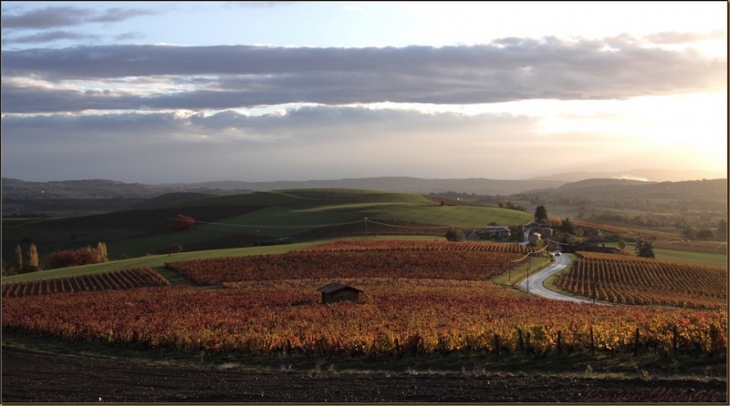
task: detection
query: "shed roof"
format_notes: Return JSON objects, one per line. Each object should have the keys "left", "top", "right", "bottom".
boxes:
{"left": 318, "top": 282, "right": 363, "bottom": 294}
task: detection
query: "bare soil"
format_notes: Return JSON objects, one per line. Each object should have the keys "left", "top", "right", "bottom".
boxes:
{"left": 2, "top": 347, "right": 727, "bottom": 403}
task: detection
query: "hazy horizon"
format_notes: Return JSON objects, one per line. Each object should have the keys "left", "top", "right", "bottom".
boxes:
{"left": 3, "top": 167, "right": 727, "bottom": 186}
{"left": 2, "top": 2, "right": 727, "bottom": 184}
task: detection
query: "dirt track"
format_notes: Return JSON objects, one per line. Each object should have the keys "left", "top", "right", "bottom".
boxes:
{"left": 2, "top": 347, "right": 727, "bottom": 403}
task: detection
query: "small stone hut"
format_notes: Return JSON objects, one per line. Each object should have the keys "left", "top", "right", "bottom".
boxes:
{"left": 317, "top": 282, "right": 363, "bottom": 304}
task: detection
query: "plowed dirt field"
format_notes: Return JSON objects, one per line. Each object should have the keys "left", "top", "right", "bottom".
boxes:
{"left": 2, "top": 347, "right": 726, "bottom": 403}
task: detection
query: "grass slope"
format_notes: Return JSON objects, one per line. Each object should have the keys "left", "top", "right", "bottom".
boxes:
{"left": 4, "top": 189, "right": 533, "bottom": 261}
{"left": 1, "top": 236, "right": 444, "bottom": 285}
{"left": 1, "top": 242, "right": 319, "bottom": 285}
{"left": 604, "top": 243, "right": 728, "bottom": 268}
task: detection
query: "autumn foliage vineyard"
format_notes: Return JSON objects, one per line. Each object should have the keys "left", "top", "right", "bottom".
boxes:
{"left": 1, "top": 240, "right": 727, "bottom": 358}
{"left": 3, "top": 279, "right": 726, "bottom": 356}
{"left": 556, "top": 252, "right": 727, "bottom": 310}
{"left": 2, "top": 267, "right": 170, "bottom": 298}
{"left": 300, "top": 239, "right": 539, "bottom": 253}
{"left": 165, "top": 240, "right": 535, "bottom": 285}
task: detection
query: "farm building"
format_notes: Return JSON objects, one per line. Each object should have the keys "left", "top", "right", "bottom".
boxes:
{"left": 561, "top": 243, "right": 622, "bottom": 254}
{"left": 578, "top": 245, "right": 621, "bottom": 254}
{"left": 480, "top": 226, "right": 511, "bottom": 240}
{"left": 318, "top": 282, "right": 363, "bottom": 304}
{"left": 528, "top": 232, "right": 542, "bottom": 246}
{"left": 533, "top": 226, "right": 553, "bottom": 237}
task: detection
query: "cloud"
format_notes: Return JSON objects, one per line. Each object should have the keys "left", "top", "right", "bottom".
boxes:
{"left": 1, "top": 5, "right": 156, "bottom": 30}
{"left": 1, "top": 6, "right": 94, "bottom": 29}
{"left": 1, "top": 106, "right": 535, "bottom": 143}
{"left": 1, "top": 5, "right": 160, "bottom": 47}
{"left": 89, "top": 7, "right": 157, "bottom": 23}
{"left": 3, "top": 30, "right": 101, "bottom": 45}
{"left": 2, "top": 104, "right": 721, "bottom": 182}
{"left": 114, "top": 32, "right": 145, "bottom": 41}
{"left": 2, "top": 38, "right": 725, "bottom": 114}
{"left": 0, "top": 106, "right": 545, "bottom": 182}
{"left": 644, "top": 30, "right": 727, "bottom": 44}
{"left": 225, "top": 1, "right": 296, "bottom": 8}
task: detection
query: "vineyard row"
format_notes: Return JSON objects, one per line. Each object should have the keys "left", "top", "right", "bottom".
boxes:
{"left": 166, "top": 249, "right": 521, "bottom": 285}
{"left": 557, "top": 255, "right": 726, "bottom": 310}
{"left": 2, "top": 281, "right": 726, "bottom": 356}
{"left": 302, "top": 239, "right": 538, "bottom": 253}
{"left": 1, "top": 267, "right": 170, "bottom": 298}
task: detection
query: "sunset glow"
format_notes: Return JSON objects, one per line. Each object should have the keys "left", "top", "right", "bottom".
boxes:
{"left": 1, "top": 1, "right": 727, "bottom": 182}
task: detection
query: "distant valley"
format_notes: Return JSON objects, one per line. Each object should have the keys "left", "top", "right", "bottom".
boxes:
{"left": 2, "top": 168, "right": 726, "bottom": 217}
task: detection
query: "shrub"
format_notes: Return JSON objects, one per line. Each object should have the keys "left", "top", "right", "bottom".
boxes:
{"left": 171, "top": 214, "right": 195, "bottom": 232}
{"left": 445, "top": 228, "right": 466, "bottom": 242}
{"left": 48, "top": 246, "right": 104, "bottom": 269}
{"left": 48, "top": 250, "right": 80, "bottom": 269}
{"left": 169, "top": 243, "right": 184, "bottom": 253}
{"left": 19, "top": 264, "right": 43, "bottom": 274}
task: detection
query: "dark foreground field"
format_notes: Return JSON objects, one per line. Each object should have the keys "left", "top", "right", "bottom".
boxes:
{"left": 2, "top": 347, "right": 727, "bottom": 403}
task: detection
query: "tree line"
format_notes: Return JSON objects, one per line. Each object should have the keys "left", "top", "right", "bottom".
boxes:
{"left": 2, "top": 242, "right": 109, "bottom": 276}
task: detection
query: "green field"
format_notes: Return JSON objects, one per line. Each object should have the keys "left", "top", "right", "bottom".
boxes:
{"left": 1, "top": 241, "right": 316, "bottom": 285}
{"left": 3, "top": 189, "right": 534, "bottom": 262}
{"left": 605, "top": 243, "right": 727, "bottom": 268}
{"left": 6, "top": 187, "right": 724, "bottom": 276}
{"left": 108, "top": 196, "right": 531, "bottom": 258}
{"left": 1, "top": 235, "right": 449, "bottom": 285}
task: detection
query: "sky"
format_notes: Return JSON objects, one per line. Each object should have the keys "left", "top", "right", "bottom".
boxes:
{"left": 1, "top": 1, "right": 727, "bottom": 183}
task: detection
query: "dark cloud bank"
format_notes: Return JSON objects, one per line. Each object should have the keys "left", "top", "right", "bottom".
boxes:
{"left": 2, "top": 38, "right": 725, "bottom": 113}
{"left": 1, "top": 5, "right": 156, "bottom": 29}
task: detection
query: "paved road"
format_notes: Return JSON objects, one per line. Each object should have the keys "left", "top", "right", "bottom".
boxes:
{"left": 519, "top": 254, "right": 602, "bottom": 304}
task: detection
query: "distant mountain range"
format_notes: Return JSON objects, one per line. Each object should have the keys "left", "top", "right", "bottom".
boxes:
{"left": 2, "top": 168, "right": 726, "bottom": 201}
{"left": 158, "top": 177, "right": 566, "bottom": 196}
{"left": 528, "top": 168, "right": 726, "bottom": 183}
{"left": 525, "top": 178, "right": 727, "bottom": 203}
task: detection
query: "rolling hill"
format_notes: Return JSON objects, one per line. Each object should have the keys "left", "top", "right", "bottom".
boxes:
{"left": 2, "top": 188, "right": 533, "bottom": 264}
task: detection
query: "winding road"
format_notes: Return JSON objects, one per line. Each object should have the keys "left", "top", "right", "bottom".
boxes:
{"left": 519, "top": 254, "right": 604, "bottom": 305}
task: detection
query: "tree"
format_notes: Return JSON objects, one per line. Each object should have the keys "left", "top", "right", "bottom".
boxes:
{"left": 560, "top": 218, "right": 574, "bottom": 234}
{"left": 635, "top": 239, "right": 655, "bottom": 258}
{"left": 48, "top": 250, "right": 81, "bottom": 269}
{"left": 78, "top": 246, "right": 103, "bottom": 265}
{"left": 172, "top": 214, "right": 196, "bottom": 232}
{"left": 534, "top": 205, "right": 547, "bottom": 221}
{"left": 14, "top": 244, "right": 23, "bottom": 270}
{"left": 48, "top": 246, "right": 104, "bottom": 269}
{"left": 500, "top": 201, "right": 525, "bottom": 211}
{"left": 718, "top": 219, "right": 727, "bottom": 241}
{"left": 2, "top": 259, "right": 17, "bottom": 276}
{"left": 618, "top": 240, "right": 627, "bottom": 251}
{"left": 27, "top": 243, "right": 39, "bottom": 267}
{"left": 549, "top": 217, "right": 562, "bottom": 229}
{"left": 718, "top": 219, "right": 727, "bottom": 234}
{"left": 696, "top": 228, "right": 715, "bottom": 241}
{"left": 445, "top": 228, "right": 466, "bottom": 242}
{"left": 97, "top": 241, "right": 108, "bottom": 262}
{"left": 682, "top": 226, "right": 696, "bottom": 240}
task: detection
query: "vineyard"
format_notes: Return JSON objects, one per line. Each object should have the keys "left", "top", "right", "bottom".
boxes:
{"left": 2, "top": 239, "right": 727, "bottom": 360}
{"left": 570, "top": 220, "right": 680, "bottom": 241}
{"left": 165, "top": 240, "right": 531, "bottom": 285}
{"left": 556, "top": 252, "right": 727, "bottom": 310}
{"left": 300, "top": 239, "right": 538, "bottom": 253}
{"left": 1, "top": 267, "right": 170, "bottom": 298}
{"left": 652, "top": 240, "right": 728, "bottom": 255}
{"left": 2, "top": 279, "right": 726, "bottom": 356}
